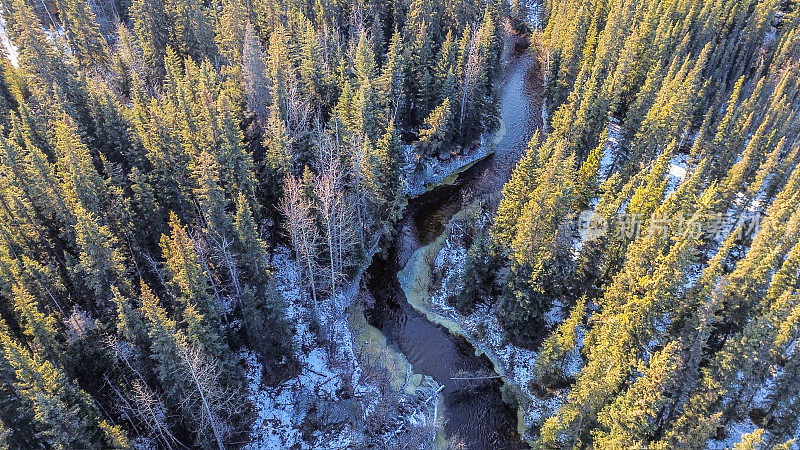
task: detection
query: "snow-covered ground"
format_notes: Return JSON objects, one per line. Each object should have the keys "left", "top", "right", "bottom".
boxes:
{"left": 429, "top": 233, "right": 570, "bottom": 436}
{"left": 665, "top": 153, "right": 690, "bottom": 196}
{"left": 0, "top": 13, "right": 18, "bottom": 67}
{"left": 396, "top": 205, "right": 572, "bottom": 442}
{"left": 245, "top": 244, "right": 449, "bottom": 448}
{"left": 403, "top": 141, "right": 492, "bottom": 197}
{"left": 599, "top": 118, "right": 623, "bottom": 181}
{"left": 707, "top": 420, "right": 759, "bottom": 450}
{"left": 244, "top": 4, "right": 547, "bottom": 445}
{"left": 245, "top": 248, "right": 366, "bottom": 448}
{"left": 245, "top": 143, "right": 489, "bottom": 447}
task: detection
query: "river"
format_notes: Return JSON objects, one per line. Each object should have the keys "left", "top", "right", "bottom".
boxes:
{"left": 364, "top": 41, "right": 542, "bottom": 449}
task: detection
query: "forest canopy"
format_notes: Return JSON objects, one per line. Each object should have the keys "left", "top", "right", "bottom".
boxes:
{"left": 0, "top": 0, "right": 798, "bottom": 446}
{"left": 0, "top": 0, "right": 504, "bottom": 445}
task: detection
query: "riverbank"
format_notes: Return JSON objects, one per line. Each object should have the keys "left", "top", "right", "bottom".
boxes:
{"left": 363, "top": 29, "right": 544, "bottom": 447}
{"left": 246, "top": 243, "right": 446, "bottom": 448}
{"left": 364, "top": 204, "right": 524, "bottom": 448}
{"left": 246, "top": 9, "right": 544, "bottom": 447}
{"left": 385, "top": 16, "right": 551, "bottom": 445}
{"left": 397, "top": 207, "right": 572, "bottom": 443}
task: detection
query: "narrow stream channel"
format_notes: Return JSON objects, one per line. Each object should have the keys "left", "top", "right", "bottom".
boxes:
{"left": 364, "top": 42, "right": 541, "bottom": 449}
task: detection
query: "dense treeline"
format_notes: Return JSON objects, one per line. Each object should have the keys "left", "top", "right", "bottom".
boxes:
{"left": 0, "top": 0, "right": 504, "bottom": 445}
{"left": 471, "top": 0, "right": 800, "bottom": 446}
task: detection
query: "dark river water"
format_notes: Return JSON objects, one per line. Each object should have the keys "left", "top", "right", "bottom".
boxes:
{"left": 364, "top": 43, "right": 541, "bottom": 449}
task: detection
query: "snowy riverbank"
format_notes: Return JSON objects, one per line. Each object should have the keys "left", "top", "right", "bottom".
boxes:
{"left": 243, "top": 140, "right": 496, "bottom": 447}
{"left": 396, "top": 203, "right": 573, "bottom": 444}
{"left": 402, "top": 141, "right": 493, "bottom": 197}
{"left": 245, "top": 247, "right": 443, "bottom": 448}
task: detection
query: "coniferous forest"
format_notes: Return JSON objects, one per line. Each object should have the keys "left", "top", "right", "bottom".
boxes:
{"left": 0, "top": 0, "right": 797, "bottom": 446}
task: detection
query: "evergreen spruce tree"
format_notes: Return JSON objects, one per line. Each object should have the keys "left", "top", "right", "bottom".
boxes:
{"left": 56, "top": 0, "right": 110, "bottom": 70}
{"left": 12, "top": 285, "right": 62, "bottom": 364}
{"left": 594, "top": 342, "right": 683, "bottom": 447}
{"left": 160, "top": 212, "right": 220, "bottom": 326}
{"left": 417, "top": 98, "right": 453, "bottom": 157}
{"left": 130, "top": 0, "right": 170, "bottom": 80}
{"left": 575, "top": 130, "right": 604, "bottom": 209}
{"left": 0, "top": 322, "right": 126, "bottom": 448}
{"left": 139, "top": 284, "right": 239, "bottom": 449}
{"left": 532, "top": 298, "right": 585, "bottom": 387}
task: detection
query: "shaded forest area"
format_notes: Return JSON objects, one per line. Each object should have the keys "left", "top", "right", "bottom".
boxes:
{"left": 0, "top": 0, "right": 514, "bottom": 446}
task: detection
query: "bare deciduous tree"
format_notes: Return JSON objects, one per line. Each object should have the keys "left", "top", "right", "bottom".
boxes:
{"left": 106, "top": 336, "right": 183, "bottom": 450}
{"left": 285, "top": 79, "right": 313, "bottom": 151}
{"left": 459, "top": 26, "right": 482, "bottom": 132}
{"left": 314, "top": 139, "right": 359, "bottom": 298}
{"left": 280, "top": 175, "right": 321, "bottom": 304}
{"left": 315, "top": 157, "right": 341, "bottom": 296}
{"left": 177, "top": 343, "right": 240, "bottom": 450}
{"left": 130, "top": 379, "right": 182, "bottom": 450}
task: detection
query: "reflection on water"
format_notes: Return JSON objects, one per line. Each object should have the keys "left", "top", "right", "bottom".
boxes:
{"left": 364, "top": 43, "right": 540, "bottom": 449}
{"left": 366, "top": 246, "right": 522, "bottom": 448}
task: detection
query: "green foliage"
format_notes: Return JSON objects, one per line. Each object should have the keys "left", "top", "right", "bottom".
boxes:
{"left": 532, "top": 298, "right": 584, "bottom": 388}
{"left": 417, "top": 98, "right": 454, "bottom": 157}
{"left": 493, "top": 138, "right": 576, "bottom": 342}
{"left": 510, "top": 0, "right": 800, "bottom": 446}
{"left": 456, "top": 231, "right": 494, "bottom": 314}
{"left": 594, "top": 342, "right": 682, "bottom": 447}
{"left": 56, "top": 0, "right": 109, "bottom": 69}
{"left": 0, "top": 0, "right": 508, "bottom": 445}
{"left": 0, "top": 322, "right": 125, "bottom": 449}
{"left": 8, "top": 0, "right": 800, "bottom": 446}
